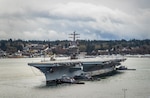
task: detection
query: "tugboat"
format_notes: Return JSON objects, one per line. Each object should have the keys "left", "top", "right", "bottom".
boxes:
{"left": 116, "top": 66, "right": 128, "bottom": 70}
{"left": 116, "top": 65, "right": 136, "bottom": 70}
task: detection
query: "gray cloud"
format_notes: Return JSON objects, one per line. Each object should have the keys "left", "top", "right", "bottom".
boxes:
{"left": 0, "top": 0, "right": 150, "bottom": 40}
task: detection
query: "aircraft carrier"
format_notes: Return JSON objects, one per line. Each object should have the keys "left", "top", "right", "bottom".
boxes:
{"left": 28, "top": 32, "right": 126, "bottom": 85}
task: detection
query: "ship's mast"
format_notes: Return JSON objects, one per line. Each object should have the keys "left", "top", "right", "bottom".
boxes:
{"left": 69, "top": 31, "right": 79, "bottom": 46}
{"left": 69, "top": 31, "right": 80, "bottom": 59}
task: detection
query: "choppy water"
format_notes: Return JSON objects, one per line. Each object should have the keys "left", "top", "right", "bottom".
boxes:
{"left": 0, "top": 57, "right": 150, "bottom": 98}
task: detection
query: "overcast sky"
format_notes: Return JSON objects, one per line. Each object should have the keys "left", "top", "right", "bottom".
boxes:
{"left": 0, "top": 0, "right": 150, "bottom": 40}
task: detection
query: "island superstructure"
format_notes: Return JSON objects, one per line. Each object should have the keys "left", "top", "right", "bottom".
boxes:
{"left": 28, "top": 32, "right": 126, "bottom": 85}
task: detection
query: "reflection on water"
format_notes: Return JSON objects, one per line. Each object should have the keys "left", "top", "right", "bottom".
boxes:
{"left": 0, "top": 58, "right": 150, "bottom": 98}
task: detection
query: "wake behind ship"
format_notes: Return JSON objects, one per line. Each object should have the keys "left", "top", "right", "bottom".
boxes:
{"left": 28, "top": 32, "right": 126, "bottom": 85}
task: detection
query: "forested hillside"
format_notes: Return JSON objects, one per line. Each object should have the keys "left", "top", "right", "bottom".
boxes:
{"left": 0, "top": 39, "right": 150, "bottom": 55}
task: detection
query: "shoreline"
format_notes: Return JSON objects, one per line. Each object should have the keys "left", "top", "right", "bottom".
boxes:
{"left": 1, "top": 54, "right": 150, "bottom": 59}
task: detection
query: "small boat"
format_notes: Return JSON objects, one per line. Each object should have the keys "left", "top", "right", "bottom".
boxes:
{"left": 116, "top": 66, "right": 128, "bottom": 70}
{"left": 61, "top": 76, "right": 76, "bottom": 83}
{"left": 116, "top": 66, "right": 136, "bottom": 70}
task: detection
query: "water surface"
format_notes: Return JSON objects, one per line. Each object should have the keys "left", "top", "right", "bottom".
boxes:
{"left": 0, "top": 58, "right": 150, "bottom": 98}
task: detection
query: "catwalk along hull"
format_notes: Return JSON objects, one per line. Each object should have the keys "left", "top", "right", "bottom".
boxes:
{"left": 28, "top": 56, "right": 125, "bottom": 84}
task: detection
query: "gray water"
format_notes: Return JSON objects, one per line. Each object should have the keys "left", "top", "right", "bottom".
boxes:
{"left": 0, "top": 57, "right": 150, "bottom": 98}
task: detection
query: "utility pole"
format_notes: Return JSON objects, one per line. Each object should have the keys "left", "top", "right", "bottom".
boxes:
{"left": 122, "top": 88, "right": 127, "bottom": 98}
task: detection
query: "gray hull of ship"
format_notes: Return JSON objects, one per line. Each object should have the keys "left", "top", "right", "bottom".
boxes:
{"left": 28, "top": 58, "right": 123, "bottom": 83}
